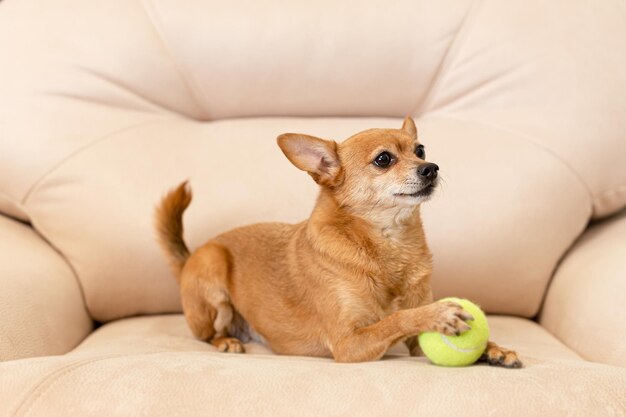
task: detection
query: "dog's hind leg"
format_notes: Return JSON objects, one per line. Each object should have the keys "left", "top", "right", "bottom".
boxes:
{"left": 180, "top": 243, "right": 245, "bottom": 353}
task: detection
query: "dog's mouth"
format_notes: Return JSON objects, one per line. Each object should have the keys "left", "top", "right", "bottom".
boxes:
{"left": 394, "top": 183, "right": 436, "bottom": 199}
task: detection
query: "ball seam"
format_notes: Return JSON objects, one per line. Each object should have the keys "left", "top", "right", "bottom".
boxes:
{"left": 439, "top": 334, "right": 486, "bottom": 353}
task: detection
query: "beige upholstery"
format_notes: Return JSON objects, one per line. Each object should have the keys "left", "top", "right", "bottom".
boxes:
{"left": 2, "top": 0, "right": 625, "bottom": 223}
{"left": 541, "top": 210, "right": 626, "bottom": 368}
{"left": 2, "top": 315, "right": 625, "bottom": 417}
{"left": 1, "top": 0, "right": 625, "bottom": 415}
{"left": 1, "top": 117, "right": 591, "bottom": 321}
{"left": 0, "top": 216, "right": 92, "bottom": 361}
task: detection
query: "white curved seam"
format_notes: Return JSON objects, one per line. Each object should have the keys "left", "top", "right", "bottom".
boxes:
{"left": 439, "top": 334, "right": 484, "bottom": 353}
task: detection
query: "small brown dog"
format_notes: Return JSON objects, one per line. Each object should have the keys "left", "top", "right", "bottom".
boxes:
{"left": 155, "top": 117, "right": 522, "bottom": 367}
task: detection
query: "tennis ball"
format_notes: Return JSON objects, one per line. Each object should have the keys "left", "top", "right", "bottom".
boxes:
{"left": 418, "top": 297, "right": 490, "bottom": 367}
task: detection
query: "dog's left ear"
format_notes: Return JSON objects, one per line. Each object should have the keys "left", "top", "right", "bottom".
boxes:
{"left": 277, "top": 133, "right": 342, "bottom": 187}
{"left": 402, "top": 116, "right": 417, "bottom": 139}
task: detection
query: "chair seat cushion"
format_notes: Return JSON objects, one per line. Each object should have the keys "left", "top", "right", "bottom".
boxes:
{"left": 1, "top": 315, "right": 624, "bottom": 417}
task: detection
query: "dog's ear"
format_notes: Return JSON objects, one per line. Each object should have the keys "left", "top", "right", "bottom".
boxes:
{"left": 277, "top": 133, "right": 342, "bottom": 187}
{"left": 401, "top": 116, "right": 417, "bottom": 139}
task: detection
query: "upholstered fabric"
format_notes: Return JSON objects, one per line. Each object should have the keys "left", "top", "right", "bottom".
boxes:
{"left": 1, "top": 0, "right": 625, "bottom": 222}
{"left": 2, "top": 315, "right": 624, "bottom": 417}
{"left": 0, "top": 116, "right": 589, "bottom": 322}
{"left": 1, "top": 0, "right": 625, "bottom": 322}
{"left": 541, "top": 210, "right": 626, "bottom": 367}
{"left": 1, "top": 0, "right": 625, "bottom": 415}
{"left": 0, "top": 215, "right": 92, "bottom": 361}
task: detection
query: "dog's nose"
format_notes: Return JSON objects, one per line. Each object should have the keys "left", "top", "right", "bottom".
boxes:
{"left": 417, "top": 163, "right": 439, "bottom": 180}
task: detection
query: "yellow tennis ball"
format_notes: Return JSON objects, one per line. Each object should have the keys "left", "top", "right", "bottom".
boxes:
{"left": 418, "top": 297, "right": 490, "bottom": 367}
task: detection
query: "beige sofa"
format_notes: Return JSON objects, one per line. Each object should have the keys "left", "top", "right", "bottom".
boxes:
{"left": 1, "top": 0, "right": 625, "bottom": 415}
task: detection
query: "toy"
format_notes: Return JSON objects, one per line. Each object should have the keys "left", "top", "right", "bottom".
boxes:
{"left": 418, "top": 297, "right": 490, "bottom": 366}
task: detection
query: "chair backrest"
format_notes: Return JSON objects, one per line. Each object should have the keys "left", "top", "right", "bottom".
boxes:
{"left": 1, "top": 0, "right": 624, "bottom": 322}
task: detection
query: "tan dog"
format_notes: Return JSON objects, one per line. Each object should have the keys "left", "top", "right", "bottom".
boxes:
{"left": 155, "top": 117, "right": 522, "bottom": 367}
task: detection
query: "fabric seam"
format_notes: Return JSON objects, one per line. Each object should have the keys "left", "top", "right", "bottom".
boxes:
{"left": 140, "top": 0, "right": 207, "bottom": 119}
{"left": 11, "top": 351, "right": 176, "bottom": 417}
{"left": 21, "top": 119, "right": 162, "bottom": 206}
{"left": 425, "top": 112, "right": 595, "bottom": 212}
{"left": 18, "top": 119, "right": 166, "bottom": 324}
{"left": 413, "top": 0, "right": 482, "bottom": 116}
{"left": 10, "top": 355, "right": 119, "bottom": 417}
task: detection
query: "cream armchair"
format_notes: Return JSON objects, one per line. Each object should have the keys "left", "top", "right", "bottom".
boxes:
{"left": 1, "top": 0, "right": 625, "bottom": 415}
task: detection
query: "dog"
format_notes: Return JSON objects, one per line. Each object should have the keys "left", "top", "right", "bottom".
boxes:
{"left": 155, "top": 117, "right": 522, "bottom": 367}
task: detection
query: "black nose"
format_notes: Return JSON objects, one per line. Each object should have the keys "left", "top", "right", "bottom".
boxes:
{"left": 417, "top": 163, "right": 439, "bottom": 180}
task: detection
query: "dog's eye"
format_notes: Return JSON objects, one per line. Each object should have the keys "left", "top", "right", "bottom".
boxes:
{"left": 373, "top": 151, "right": 394, "bottom": 168}
{"left": 415, "top": 145, "right": 426, "bottom": 160}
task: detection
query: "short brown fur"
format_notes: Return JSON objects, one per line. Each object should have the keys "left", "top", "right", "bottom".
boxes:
{"left": 155, "top": 118, "right": 522, "bottom": 366}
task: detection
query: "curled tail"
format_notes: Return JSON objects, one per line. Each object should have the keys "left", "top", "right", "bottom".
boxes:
{"left": 155, "top": 181, "right": 192, "bottom": 281}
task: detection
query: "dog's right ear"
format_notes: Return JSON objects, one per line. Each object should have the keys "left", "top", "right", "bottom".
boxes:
{"left": 402, "top": 116, "right": 417, "bottom": 139}
{"left": 277, "top": 133, "right": 342, "bottom": 187}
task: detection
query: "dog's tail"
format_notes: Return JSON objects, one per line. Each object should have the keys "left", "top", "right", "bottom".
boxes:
{"left": 155, "top": 181, "right": 193, "bottom": 282}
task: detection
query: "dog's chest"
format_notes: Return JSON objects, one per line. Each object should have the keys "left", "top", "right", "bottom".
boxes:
{"left": 368, "top": 244, "right": 431, "bottom": 314}
{"left": 367, "top": 266, "right": 422, "bottom": 313}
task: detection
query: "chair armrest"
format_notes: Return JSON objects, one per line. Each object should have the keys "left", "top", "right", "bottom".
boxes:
{"left": 0, "top": 215, "right": 92, "bottom": 361}
{"left": 540, "top": 209, "right": 626, "bottom": 367}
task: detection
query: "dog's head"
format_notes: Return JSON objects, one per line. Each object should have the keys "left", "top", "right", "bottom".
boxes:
{"left": 277, "top": 117, "right": 438, "bottom": 219}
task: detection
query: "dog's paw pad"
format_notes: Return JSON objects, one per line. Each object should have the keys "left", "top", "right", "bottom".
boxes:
{"left": 484, "top": 344, "right": 522, "bottom": 368}
{"left": 214, "top": 337, "right": 245, "bottom": 353}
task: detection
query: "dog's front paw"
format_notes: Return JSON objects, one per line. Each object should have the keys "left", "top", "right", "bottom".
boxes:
{"left": 482, "top": 341, "right": 522, "bottom": 368}
{"left": 212, "top": 337, "right": 245, "bottom": 353}
{"left": 423, "top": 301, "right": 474, "bottom": 336}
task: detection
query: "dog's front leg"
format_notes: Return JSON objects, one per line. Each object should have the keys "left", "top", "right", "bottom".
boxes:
{"left": 331, "top": 301, "right": 472, "bottom": 363}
